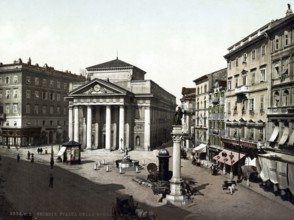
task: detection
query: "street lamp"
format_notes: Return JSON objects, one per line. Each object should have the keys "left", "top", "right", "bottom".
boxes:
{"left": 229, "top": 151, "right": 234, "bottom": 180}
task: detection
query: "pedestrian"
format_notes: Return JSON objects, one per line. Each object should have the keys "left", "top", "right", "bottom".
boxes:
{"left": 17, "top": 154, "right": 20, "bottom": 162}
{"left": 30, "top": 153, "right": 34, "bottom": 163}
{"left": 50, "top": 157, "right": 54, "bottom": 169}
{"left": 27, "top": 151, "right": 31, "bottom": 160}
{"left": 49, "top": 173, "right": 54, "bottom": 188}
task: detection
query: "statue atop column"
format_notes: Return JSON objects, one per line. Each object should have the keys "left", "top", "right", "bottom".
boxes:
{"left": 174, "top": 106, "right": 183, "bottom": 125}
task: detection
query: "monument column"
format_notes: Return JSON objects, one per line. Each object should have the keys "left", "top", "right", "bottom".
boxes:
{"left": 68, "top": 106, "right": 73, "bottom": 140}
{"left": 119, "top": 105, "right": 125, "bottom": 151}
{"left": 166, "top": 125, "right": 187, "bottom": 205}
{"left": 144, "top": 107, "right": 150, "bottom": 151}
{"left": 86, "top": 105, "right": 92, "bottom": 149}
{"left": 105, "top": 105, "right": 111, "bottom": 150}
{"left": 73, "top": 106, "right": 79, "bottom": 142}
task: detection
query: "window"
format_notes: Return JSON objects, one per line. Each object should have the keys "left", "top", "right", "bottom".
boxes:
{"left": 42, "top": 106, "right": 47, "bottom": 114}
{"left": 235, "top": 76, "right": 239, "bottom": 87}
{"left": 6, "top": 76, "right": 10, "bottom": 84}
{"left": 261, "top": 45, "right": 266, "bottom": 56}
{"left": 242, "top": 100, "right": 247, "bottom": 114}
{"left": 5, "top": 89, "right": 10, "bottom": 98}
{"left": 50, "top": 92, "right": 55, "bottom": 100}
{"left": 57, "top": 107, "right": 60, "bottom": 114}
{"left": 284, "top": 90, "right": 289, "bottom": 106}
{"left": 56, "top": 93, "right": 60, "bottom": 101}
{"left": 204, "top": 117, "right": 206, "bottom": 127}
{"left": 274, "top": 91, "right": 280, "bottom": 107}
{"left": 275, "top": 38, "right": 279, "bottom": 50}
{"left": 35, "top": 77, "right": 39, "bottom": 86}
{"left": 197, "top": 88, "right": 200, "bottom": 95}
{"left": 63, "top": 83, "right": 67, "bottom": 90}
{"left": 204, "top": 101, "right": 206, "bottom": 109}
{"left": 42, "top": 79, "right": 47, "bottom": 86}
{"left": 35, "top": 91, "right": 39, "bottom": 99}
{"left": 34, "top": 105, "right": 39, "bottom": 114}
{"left": 13, "top": 89, "right": 18, "bottom": 98}
{"left": 13, "top": 76, "right": 18, "bottom": 83}
{"left": 249, "top": 98, "right": 254, "bottom": 111}
{"left": 50, "top": 106, "right": 54, "bottom": 114}
{"left": 26, "top": 104, "right": 30, "bottom": 114}
{"left": 42, "top": 91, "right": 48, "bottom": 100}
{"left": 204, "top": 85, "right": 207, "bottom": 93}
{"left": 0, "top": 77, "right": 2, "bottom": 84}
{"left": 285, "top": 34, "right": 289, "bottom": 46}
{"left": 13, "top": 104, "right": 18, "bottom": 113}
{"left": 63, "top": 107, "right": 67, "bottom": 115}
{"left": 5, "top": 104, "right": 10, "bottom": 114}
{"left": 260, "top": 96, "right": 264, "bottom": 111}
{"left": 26, "top": 90, "right": 31, "bottom": 99}
{"left": 0, "top": 90, "right": 2, "bottom": 99}
{"left": 228, "top": 80, "right": 232, "bottom": 90}
{"left": 50, "top": 80, "right": 54, "bottom": 87}
{"left": 251, "top": 71, "right": 255, "bottom": 85}
{"left": 201, "top": 86, "right": 203, "bottom": 94}
{"left": 251, "top": 50, "right": 256, "bottom": 60}
{"left": 57, "top": 81, "right": 61, "bottom": 89}
{"left": 228, "top": 61, "right": 231, "bottom": 69}
{"left": 242, "top": 74, "right": 247, "bottom": 86}
{"left": 260, "top": 68, "right": 266, "bottom": 82}
{"left": 259, "top": 128, "right": 264, "bottom": 140}
{"left": 236, "top": 57, "right": 239, "bottom": 67}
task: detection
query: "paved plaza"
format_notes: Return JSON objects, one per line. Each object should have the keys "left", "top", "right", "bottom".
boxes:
{"left": 1, "top": 145, "right": 294, "bottom": 220}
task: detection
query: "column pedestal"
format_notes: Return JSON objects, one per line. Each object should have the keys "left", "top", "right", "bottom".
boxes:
{"left": 166, "top": 125, "right": 188, "bottom": 206}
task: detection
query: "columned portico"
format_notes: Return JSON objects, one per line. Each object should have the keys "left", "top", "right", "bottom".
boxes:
{"left": 74, "top": 106, "right": 79, "bottom": 142}
{"left": 68, "top": 106, "right": 73, "bottom": 140}
{"left": 105, "top": 105, "right": 112, "bottom": 150}
{"left": 144, "top": 107, "right": 150, "bottom": 151}
{"left": 119, "top": 105, "right": 125, "bottom": 150}
{"left": 86, "top": 105, "right": 92, "bottom": 149}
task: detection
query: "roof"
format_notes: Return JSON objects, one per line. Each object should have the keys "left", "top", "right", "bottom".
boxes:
{"left": 181, "top": 87, "right": 195, "bottom": 95}
{"left": 62, "top": 140, "right": 81, "bottom": 147}
{"left": 86, "top": 58, "right": 146, "bottom": 73}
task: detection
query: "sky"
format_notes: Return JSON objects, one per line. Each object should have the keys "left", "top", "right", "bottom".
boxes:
{"left": 0, "top": 0, "right": 292, "bottom": 103}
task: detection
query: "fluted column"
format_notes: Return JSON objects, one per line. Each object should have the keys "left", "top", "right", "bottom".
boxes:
{"left": 74, "top": 106, "right": 79, "bottom": 142}
{"left": 105, "top": 105, "right": 111, "bottom": 150}
{"left": 144, "top": 107, "right": 150, "bottom": 151}
{"left": 86, "top": 105, "right": 92, "bottom": 149}
{"left": 119, "top": 105, "right": 125, "bottom": 150}
{"left": 68, "top": 106, "right": 73, "bottom": 140}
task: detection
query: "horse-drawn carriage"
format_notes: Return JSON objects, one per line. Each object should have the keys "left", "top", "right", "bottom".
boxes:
{"left": 112, "top": 195, "right": 156, "bottom": 220}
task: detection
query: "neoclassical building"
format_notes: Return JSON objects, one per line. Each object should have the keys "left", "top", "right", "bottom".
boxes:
{"left": 66, "top": 58, "right": 176, "bottom": 151}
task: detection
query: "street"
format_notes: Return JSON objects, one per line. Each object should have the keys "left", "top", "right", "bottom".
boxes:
{"left": 0, "top": 146, "right": 294, "bottom": 220}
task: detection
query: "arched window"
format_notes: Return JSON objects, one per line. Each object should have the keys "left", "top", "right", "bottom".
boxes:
{"left": 274, "top": 91, "right": 280, "bottom": 107}
{"left": 284, "top": 90, "right": 289, "bottom": 106}
{"left": 136, "top": 136, "right": 140, "bottom": 146}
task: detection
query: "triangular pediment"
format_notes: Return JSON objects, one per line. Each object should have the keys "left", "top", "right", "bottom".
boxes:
{"left": 69, "top": 79, "right": 130, "bottom": 96}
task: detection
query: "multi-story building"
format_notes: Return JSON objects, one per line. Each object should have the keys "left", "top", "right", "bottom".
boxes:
{"left": 193, "top": 69, "right": 226, "bottom": 164}
{"left": 66, "top": 58, "right": 176, "bottom": 151}
{"left": 208, "top": 78, "right": 227, "bottom": 163}
{"left": 180, "top": 87, "right": 196, "bottom": 149}
{"left": 0, "top": 58, "right": 84, "bottom": 147}
{"left": 221, "top": 5, "right": 294, "bottom": 192}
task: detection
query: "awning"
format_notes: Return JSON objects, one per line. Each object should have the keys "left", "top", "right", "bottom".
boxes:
{"left": 278, "top": 127, "right": 289, "bottom": 145}
{"left": 57, "top": 146, "right": 67, "bottom": 156}
{"left": 213, "top": 149, "right": 245, "bottom": 166}
{"left": 288, "top": 131, "right": 294, "bottom": 146}
{"left": 192, "top": 144, "right": 206, "bottom": 154}
{"left": 269, "top": 126, "right": 279, "bottom": 142}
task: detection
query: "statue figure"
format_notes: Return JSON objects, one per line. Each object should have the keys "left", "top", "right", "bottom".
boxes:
{"left": 174, "top": 106, "right": 183, "bottom": 125}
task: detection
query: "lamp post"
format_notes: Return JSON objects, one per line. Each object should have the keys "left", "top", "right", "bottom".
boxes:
{"left": 229, "top": 152, "right": 234, "bottom": 180}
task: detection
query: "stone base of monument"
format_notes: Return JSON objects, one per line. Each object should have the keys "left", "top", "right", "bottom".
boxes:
{"left": 166, "top": 178, "right": 189, "bottom": 206}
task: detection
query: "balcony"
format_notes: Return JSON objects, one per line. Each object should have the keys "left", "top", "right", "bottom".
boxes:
{"left": 235, "top": 85, "right": 249, "bottom": 95}
{"left": 268, "top": 107, "right": 294, "bottom": 115}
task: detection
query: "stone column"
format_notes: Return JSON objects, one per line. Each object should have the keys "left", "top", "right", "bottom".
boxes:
{"left": 73, "top": 106, "right": 79, "bottom": 142}
{"left": 119, "top": 105, "right": 125, "bottom": 151}
{"left": 144, "top": 107, "right": 150, "bottom": 151}
{"left": 166, "top": 125, "right": 187, "bottom": 206}
{"left": 185, "top": 114, "right": 190, "bottom": 149}
{"left": 86, "top": 105, "right": 92, "bottom": 149}
{"left": 105, "top": 105, "right": 111, "bottom": 150}
{"left": 68, "top": 106, "right": 73, "bottom": 140}
{"left": 94, "top": 107, "right": 100, "bottom": 149}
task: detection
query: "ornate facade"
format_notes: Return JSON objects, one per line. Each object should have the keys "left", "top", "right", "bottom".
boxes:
{"left": 66, "top": 58, "right": 176, "bottom": 151}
